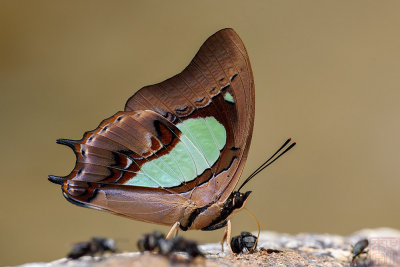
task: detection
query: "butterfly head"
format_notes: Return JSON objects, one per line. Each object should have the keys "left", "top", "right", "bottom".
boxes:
{"left": 230, "top": 191, "right": 252, "bottom": 211}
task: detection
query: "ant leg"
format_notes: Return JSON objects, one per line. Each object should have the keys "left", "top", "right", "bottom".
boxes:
{"left": 166, "top": 221, "right": 180, "bottom": 239}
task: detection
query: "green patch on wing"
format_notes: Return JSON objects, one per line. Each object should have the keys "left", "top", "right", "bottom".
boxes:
{"left": 125, "top": 116, "right": 226, "bottom": 188}
{"left": 224, "top": 92, "right": 235, "bottom": 103}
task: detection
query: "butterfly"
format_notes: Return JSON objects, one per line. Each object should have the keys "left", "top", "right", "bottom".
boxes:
{"left": 49, "top": 28, "right": 295, "bottom": 252}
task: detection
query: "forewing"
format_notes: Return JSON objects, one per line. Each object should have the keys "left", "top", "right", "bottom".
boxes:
{"left": 125, "top": 28, "right": 255, "bottom": 202}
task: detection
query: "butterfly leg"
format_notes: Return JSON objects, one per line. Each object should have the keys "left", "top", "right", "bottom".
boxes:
{"left": 221, "top": 228, "right": 227, "bottom": 252}
{"left": 220, "top": 220, "right": 233, "bottom": 253}
{"left": 166, "top": 221, "right": 180, "bottom": 239}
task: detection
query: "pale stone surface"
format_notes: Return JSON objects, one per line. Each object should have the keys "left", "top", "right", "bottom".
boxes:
{"left": 12, "top": 228, "right": 400, "bottom": 267}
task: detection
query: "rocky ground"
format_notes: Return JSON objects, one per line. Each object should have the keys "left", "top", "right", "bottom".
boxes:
{"left": 13, "top": 228, "right": 400, "bottom": 267}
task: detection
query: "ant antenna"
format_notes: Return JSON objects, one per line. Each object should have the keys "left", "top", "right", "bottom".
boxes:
{"left": 237, "top": 138, "right": 296, "bottom": 192}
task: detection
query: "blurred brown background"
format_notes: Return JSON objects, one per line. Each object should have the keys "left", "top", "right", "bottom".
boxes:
{"left": 1, "top": 0, "right": 400, "bottom": 266}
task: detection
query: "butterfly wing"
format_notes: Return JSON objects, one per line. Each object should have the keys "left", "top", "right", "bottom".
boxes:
{"left": 50, "top": 28, "right": 255, "bottom": 226}
{"left": 125, "top": 28, "right": 255, "bottom": 203}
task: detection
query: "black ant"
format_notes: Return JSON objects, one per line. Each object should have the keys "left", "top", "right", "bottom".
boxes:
{"left": 67, "top": 237, "right": 116, "bottom": 259}
{"left": 137, "top": 231, "right": 204, "bottom": 258}
{"left": 230, "top": 231, "right": 258, "bottom": 254}
{"left": 351, "top": 238, "right": 369, "bottom": 266}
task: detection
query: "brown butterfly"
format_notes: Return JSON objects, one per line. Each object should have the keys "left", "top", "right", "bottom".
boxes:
{"left": 49, "top": 28, "right": 295, "bottom": 252}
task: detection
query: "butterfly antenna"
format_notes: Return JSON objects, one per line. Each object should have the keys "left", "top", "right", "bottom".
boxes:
{"left": 237, "top": 138, "right": 296, "bottom": 192}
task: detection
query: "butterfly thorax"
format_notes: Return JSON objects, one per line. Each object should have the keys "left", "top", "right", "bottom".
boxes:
{"left": 179, "top": 191, "right": 252, "bottom": 231}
